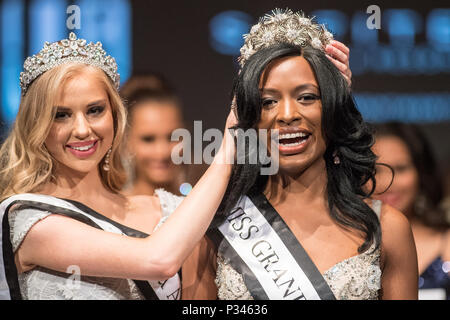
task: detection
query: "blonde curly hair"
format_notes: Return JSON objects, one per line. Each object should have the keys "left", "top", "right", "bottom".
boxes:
{"left": 0, "top": 62, "right": 127, "bottom": 201}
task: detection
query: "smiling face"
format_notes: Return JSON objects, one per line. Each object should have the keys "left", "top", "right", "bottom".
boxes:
{"left": 258, "top": 55, "right": 326, "bottom": 175}
{"left": 44, "top": 67, "right": 115, "bottom": 177}
{"left": 127, "top": 101, "right": 184, "bottom": 186}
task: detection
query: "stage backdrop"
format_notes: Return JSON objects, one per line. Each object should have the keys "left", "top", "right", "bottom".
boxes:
{"left": 0, "top": 0, "right": 449, "bottom": 173}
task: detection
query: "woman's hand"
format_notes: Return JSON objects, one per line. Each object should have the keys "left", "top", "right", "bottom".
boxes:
{"left": 214, "top": 103, "right": 238, "bottom": 166}
{"left": 325, "top": 40, "right": 352, "bottom": 87}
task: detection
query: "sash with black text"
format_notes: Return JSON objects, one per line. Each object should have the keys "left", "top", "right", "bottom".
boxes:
{"left": 208, "top": 192, "right": 336, "bottom": 300}
{"left": 0, "top": 193, "right": 181, "bottom": 300}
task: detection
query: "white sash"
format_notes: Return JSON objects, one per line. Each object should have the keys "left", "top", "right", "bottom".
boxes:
{"left": 0, "top": 193, "right": 180, "bottom": 300}
{"left": 217, "top": 195, "right": 334, "bottom": 300}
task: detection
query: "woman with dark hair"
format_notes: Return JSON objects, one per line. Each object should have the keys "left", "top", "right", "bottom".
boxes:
{"left": 120, "top": 73, "right": 188, "bottom": 196}
{"left": 182, "top": 9, "right": 418, "bottom": 300}
{"left": 373, "top": 122, "right": 450, "bottom": 300}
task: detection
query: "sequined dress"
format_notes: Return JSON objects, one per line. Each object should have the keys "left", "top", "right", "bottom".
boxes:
{"left": 6, "top": 189, "right": 183, "bottom": 300}
{"left": 418, "top": 229, "right": 450, "bottom": 301}
{"left": 419, "top": 257, "right": 450, "bottom": 300}
{"left": 215, "top": 200, "right": 383, "bottom": 300}
{"left": 416, "top": 229, "right": 450, "bottom": 300}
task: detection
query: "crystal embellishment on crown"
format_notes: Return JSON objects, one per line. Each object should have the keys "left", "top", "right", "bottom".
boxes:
{"left": 19, "top": 32, "right": 120, "bottom": 95}
{"left": 238, "top": 8, "right": 334, "bottom": 67}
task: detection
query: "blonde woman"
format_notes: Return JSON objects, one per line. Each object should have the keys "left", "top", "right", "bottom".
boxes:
{"left": 0, "top": 33, "right": 235, "bottom": 300}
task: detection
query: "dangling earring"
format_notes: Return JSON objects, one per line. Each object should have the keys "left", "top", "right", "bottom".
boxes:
{"left": 103, "top": 148, "right": 112, "bottom": 171}
{"left": 333, "top": 150, "right": 340, "bottom": 165}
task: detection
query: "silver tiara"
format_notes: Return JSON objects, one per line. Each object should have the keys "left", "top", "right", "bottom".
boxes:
{"left": 19, "top": 32, "right": 120, "bottom": 95}
{"left": 238, "top": 8, "right": 334, "bottom": 67}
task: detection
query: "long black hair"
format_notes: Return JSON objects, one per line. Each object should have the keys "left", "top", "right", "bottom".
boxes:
{"left": 216, "top": 43, "right": 381, "bottom": 253}
{"left": 374, "top": 122, "right": 449, "bottom": 231}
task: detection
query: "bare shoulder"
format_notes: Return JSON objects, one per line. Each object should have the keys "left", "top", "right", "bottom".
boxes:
{"left": 365, "top": 199, "right": 412, "bottom": 240}
{"left": 378, "top": 203, "right": 416, "bottom": 260}
{"left": 379, "top": 203, "right": 412, "bottom": 235}
{"left": 376, "top": 203, "right": 419, "bottom": 299}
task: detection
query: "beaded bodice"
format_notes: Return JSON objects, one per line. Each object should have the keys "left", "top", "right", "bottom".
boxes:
{"left": 6, "top": 189, "right": 183, "bottom": 300}
{"left": 215, "top": 242, "right": 382, "bottom": 300}
{"left": 215, "top": 199, "right": 383, "bottom": 300}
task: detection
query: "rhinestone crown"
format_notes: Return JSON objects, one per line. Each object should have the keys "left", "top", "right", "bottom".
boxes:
{"left": 238, "top": 8, "right": 334, "bottom": 67}
{"left": 19, "top": 32, "right": 119, "bottom": 95}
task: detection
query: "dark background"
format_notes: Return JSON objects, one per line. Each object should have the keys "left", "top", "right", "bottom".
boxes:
{"left": 1, "top": 0, "right": 449, "bottom": 179}
{"left": 130, "top": 0, "right": 450, "bottom": 173}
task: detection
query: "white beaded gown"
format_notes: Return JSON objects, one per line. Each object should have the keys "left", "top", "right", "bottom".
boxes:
{"left": 214, "top": 200, "right": 383, "bottom": 300}
{"left": 7, "top": 189, "right": 183, "bottom": 300}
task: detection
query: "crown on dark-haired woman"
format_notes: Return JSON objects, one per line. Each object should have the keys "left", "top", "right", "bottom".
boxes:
{"left": 19, "top": 32, "right": 120, "bottom": 95}
{"left": 238, "top": 8, "right": 334, "bottom": 67}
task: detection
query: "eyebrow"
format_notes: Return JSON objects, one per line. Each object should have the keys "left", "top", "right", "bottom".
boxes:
{"left": 260, "top": 83, "right": 320, "bottom": 94}
{"left": 87, "top": 99, "right": 107, "bottom": 107}
{"left": 54, "top": 99, "right": 107, "bottom": 110}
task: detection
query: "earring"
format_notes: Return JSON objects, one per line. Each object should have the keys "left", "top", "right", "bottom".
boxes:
{"left": 333, "top": 150, "right": 340, "bottom": 165}
{"left": 103, "top": 148, "right": 112, "bottom": 171}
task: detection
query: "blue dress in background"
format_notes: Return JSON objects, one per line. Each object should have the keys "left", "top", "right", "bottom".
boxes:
{"left": 419, "top": 257, "right": 450, "bottom": 299}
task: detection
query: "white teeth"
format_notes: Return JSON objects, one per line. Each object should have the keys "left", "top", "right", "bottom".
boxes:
{"left": 278, "top": 132, "right": 310, "bottom": 147}
{"left": 70, "top": 143, "right": 95, "bottom": 151}
{"left": 279, "top": 140, "right": 307, "bottom": 147}
{"left": 278, "top": 132, "right": 308, "bottom": 140}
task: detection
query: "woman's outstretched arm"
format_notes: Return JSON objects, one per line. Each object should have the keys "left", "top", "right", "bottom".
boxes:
{"left": 15, "top": 111, "right": 237, "bottom": 281}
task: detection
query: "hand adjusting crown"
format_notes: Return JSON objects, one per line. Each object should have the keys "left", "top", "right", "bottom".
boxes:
{"left": 238, "top": 8, "right": 334, "bottom": 67}
{"left": 19, "top": 32, "right": 120, "bottom": 95}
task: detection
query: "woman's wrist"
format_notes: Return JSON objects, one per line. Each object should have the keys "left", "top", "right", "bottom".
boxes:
{"left": 213, "top": 140, "right": 234, "bottom": 166}
{"left": 211, "top": 152, "right": 233, "bottom": 174}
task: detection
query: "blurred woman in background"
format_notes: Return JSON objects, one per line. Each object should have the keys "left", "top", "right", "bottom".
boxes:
{"left": 373, "top": 122, "right": 450, "bottom": 300}
{"left": 120, "top": 74, "right": 188, "bottom": 196}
